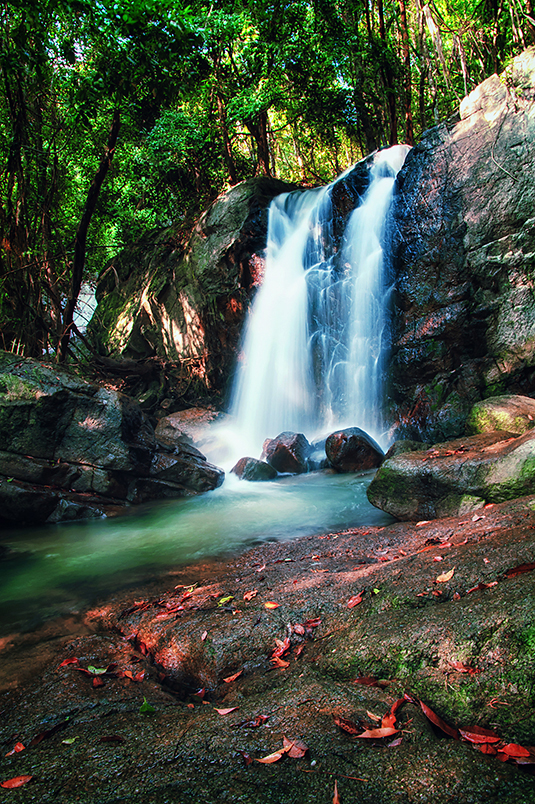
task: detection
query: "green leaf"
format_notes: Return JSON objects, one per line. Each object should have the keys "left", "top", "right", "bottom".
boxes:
{"left": 217, "top": 595, "right": 234, "bottom": 607}
{"left": 139, "top": 697, "right": 156, "bottom": 714}
{"left": 62, "top": 737, "right": 78, "bottom": 745}
{"left": 87, "top": 665, "right": 108, "bottom": 675}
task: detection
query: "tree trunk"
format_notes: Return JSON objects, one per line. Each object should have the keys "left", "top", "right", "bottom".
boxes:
{"left": 216, "top": 93, "right": 238, "bottom": 185}
{"left": 58, "top": 108, "right": 121, "bottom": 362}
{"left": 398, "top": 0, "right": 414, "bottom": 145}
{"left": 378, "top": 0, "right": 398, "bottom": 145}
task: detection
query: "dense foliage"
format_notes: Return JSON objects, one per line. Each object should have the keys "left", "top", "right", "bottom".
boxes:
{"left": 0, "top": 0, "right": 533, "bottom": 358}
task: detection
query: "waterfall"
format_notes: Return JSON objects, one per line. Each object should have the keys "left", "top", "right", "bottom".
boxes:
{"left": 230, "top": 145, "right": 410, "bottom": 457}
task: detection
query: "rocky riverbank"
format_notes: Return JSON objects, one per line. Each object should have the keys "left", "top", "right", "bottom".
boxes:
{"left": 1, "top": 494, "right": 534, "bottom": 803}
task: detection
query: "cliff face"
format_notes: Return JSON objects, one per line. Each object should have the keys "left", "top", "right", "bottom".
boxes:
{"left": 390, "top": 47, "right": 535, "bottom": 441}
{"left": 89, "top": 48, "right": 535, "bottom": 436}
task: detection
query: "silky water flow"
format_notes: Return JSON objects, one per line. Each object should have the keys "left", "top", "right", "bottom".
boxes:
{"left": 229, "top": 144, "right": 410, "bottom": 457}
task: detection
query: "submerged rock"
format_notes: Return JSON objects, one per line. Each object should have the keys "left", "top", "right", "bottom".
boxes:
{"left": 230, "top": 456, "right": 277, "bottom": 481}
{"left": 466, "top": 394, "right": 535, "bottom": 436}
{"left": 366, "top": 430, "right": 535, "bottom": 520}
{"left": 0, "top": 352, "right": 224, "bottom": 526}
{"left": 262, "top": 431, "right": 312, "bottom": 474}
{"left": 325, "top": 427, "right": 384, "bottom": 472}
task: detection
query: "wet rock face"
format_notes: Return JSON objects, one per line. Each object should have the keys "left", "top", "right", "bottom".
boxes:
{"left": 367, "top": 429, "right": 535, "bottom": 521}
{"left": 230, "top": 456, "right": 277, "bottom": 481}
{"left": 325, "top": 427, "right": 384, "bottom": 472}
{"left": 391, "top": 47, "right": 535, "bottom": 442}
{"left": 0, "top": 352, "right": 224, "bottom": 526}
{"left": 88, "top": 177, "right": 297, "bottom": 400}
{"left": 261, "top": 432, "right": 312, "bottom": 474}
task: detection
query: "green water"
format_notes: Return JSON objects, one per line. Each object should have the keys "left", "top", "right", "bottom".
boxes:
{"left": 0, "top": 471, "right": 391, "bottom": 632}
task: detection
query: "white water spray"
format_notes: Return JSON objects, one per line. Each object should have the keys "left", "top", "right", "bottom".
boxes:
{"left": 229, "top": 145, "right": 410, "bottom": 458}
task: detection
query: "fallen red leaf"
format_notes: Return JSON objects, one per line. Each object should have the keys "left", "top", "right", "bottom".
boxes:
{"left": 353, "top": 676, "right": 379, "bottom": 687}
{"left": 498, "top": 743, "right": 531, "bottom": 757}
{"left": 504, "top": 562, "right": 535, "bottom": 578}
{"left": 0, "top": 776, "right": 33, "bottom": 789}
{"left": 223, "top": 669, "right": 243, "bottom": 683}
{"left": 458, "top": 725, "right": 500, "bottom": 744}
{"left": 381, "top": 713, "right": 397, "bottom": 729}
{"left": 466, "top": 581, "right": 498, "bottom": 594}
{"left": 355, "top": 727, "right": 398, "bottom": 739}
{"left": 270, "top": 656, "right": 290, "bottom": 668}
{"left": 476, "top": 742, "right": 497, "bottom": 755}
{"left": 239, "top": 751, "right": 253, "bottom": 766}
{"left": 333, "top": 779, "right": 341, "bottom": 804}
{"left": 303, "top": 617, "right": 321, "bottom": 628}
{"left": 271, "top": 637, "right": 291, "bottom": 659}
{"left": 388, "top": 736, "right": 403, "bottom": 747}
{"left": 419, "top": 700, "right": 459, "bottom": 739}
{"left": 283, "top": 735, "right": 308, "bottom": 758}
{"left": 333, "top": 715, "right": 361, "bottom": 735}
{"left": 92, "top": 676, "right": 105, "bottom": 688}
{"left": 294, "top": 643, "right": 306, "bottom": 658}
{"left": 5, "top": 742, "right": 25, "bottom": 757}
{"left": 256, "top": 745, "right": 291, "bottom": 764}
{"left": 449, "top": 661, "right": 481, "bottom": 675}
{"left": 233, "top": 714, "right": 269, "bottom": 729}
{"left": 347, "top": 592, "right": 363, "bottom": 608}
{"left": 58, "top": 657, "right": 79, "bottom": 668}
{"left": 293, "top": 623, "right": 305, "bottom": 635}
{"left": 214, "top": 707, "right": 239, "bottom": 715}
{"left": 243, "top": 590, "right": 258, "bottom": 601}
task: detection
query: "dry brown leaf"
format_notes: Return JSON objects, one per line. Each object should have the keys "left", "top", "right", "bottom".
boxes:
{"left": 283, "top": 736, "right": 308, "bottom": 758}
{"left": 256, "top": 744, "right": 291, "bottom": 764}
{"left": 223, "top": 669, "right": 243, "bottom": 683}
{"left": 333, "top": 779, "right": 341, "bottom": 804}
{"left": 436, "top": 567, "right": 455, "bottom": 583}
{"left": 356, "top": 727, "right": 398, "bottom": 739}
{"left": 333, "top": 715, "right": 361, "bottom": 735}
{"left": 366, "top": 710, "right": 382, "bottom": 723}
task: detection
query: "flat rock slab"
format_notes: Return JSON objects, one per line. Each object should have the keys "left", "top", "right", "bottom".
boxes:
{"left": 1, "top": 496, "right": 535, "bottom": 803}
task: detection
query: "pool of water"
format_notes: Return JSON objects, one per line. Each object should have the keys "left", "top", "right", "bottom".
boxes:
{"left": 0, "top": 471, "right": 392, "bottom": 633}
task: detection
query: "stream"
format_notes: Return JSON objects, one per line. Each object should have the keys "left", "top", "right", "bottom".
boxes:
{"left": 0, "top": 470, "right": 392, "bottom": 635}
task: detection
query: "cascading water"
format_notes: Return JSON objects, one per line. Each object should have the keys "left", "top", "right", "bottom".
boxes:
{"left": 230, "top": 145, "right": 410, "bottom": 456}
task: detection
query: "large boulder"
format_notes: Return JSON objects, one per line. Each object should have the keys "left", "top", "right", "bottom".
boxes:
{"left": 0, "top": 352, "right": 224, "bottom": 526}
{"left": 391, "top": 47, "right": 535, "bottom": 442}
{"left": 262, "top": 431, "right": 312, "bottom": 474}
{"left": 230, "top": 456, "right": 277, "bottom": 482}
{"left": 367, "top": 430, "right": 535, "bottom": 521}
{"left": 325, "top": 427, "right": 384, "bottom": 472}
{"left": 466, "top": 394, "right": 535, "bottom": 436}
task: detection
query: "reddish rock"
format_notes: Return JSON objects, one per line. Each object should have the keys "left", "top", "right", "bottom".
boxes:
{"left": 325, "top": 427, "right": 384, "bottom": 472}
{"left": 262, "top": 431, "right": 312, "bottom": 474}
{"left": 230, "top": 456, "right": 277, "bottom": 481}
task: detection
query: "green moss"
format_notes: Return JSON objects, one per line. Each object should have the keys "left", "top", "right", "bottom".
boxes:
{"left": 0, "top": 373, "right": 40, "bottom": 401}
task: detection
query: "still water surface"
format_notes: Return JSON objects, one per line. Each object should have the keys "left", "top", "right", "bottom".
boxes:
{"left": 0, "top": 471, "right": 392, "bottom": 633}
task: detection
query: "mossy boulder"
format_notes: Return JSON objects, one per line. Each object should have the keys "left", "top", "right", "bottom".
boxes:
{"left": 466, "top": 394, "right": 535, "bottom": 436}
{"left": 367, "top": 430, "right": 535, "bottom": 520}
